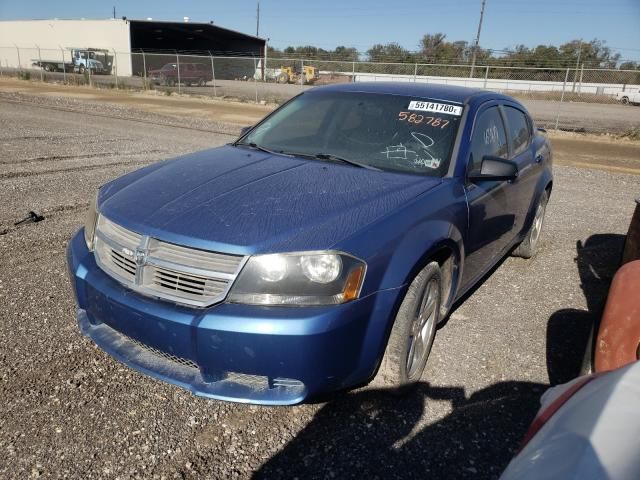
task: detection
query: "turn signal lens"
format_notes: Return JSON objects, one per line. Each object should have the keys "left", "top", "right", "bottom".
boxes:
{"left": 342, "top": 264, "right": 366, "bottom": 302}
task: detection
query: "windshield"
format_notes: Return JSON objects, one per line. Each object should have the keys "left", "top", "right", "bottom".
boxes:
{"left": 241, "top": 91, "right": 463, "bottom": 176}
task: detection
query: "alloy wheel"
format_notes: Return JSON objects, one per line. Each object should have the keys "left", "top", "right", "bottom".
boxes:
{"left": 406, "top": 278, "right": 439, "bottom": 380}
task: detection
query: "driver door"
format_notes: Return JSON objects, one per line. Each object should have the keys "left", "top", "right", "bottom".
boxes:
{"left": 462, "top": 104, "right": 519, "bottom": 288}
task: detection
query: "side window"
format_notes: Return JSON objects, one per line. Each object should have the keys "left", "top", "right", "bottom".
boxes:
{"left": 469, "top": 107, "right": 508, "bottom": 172}
{"left": 503, "top": 106, "right": 531, "bottom": 156}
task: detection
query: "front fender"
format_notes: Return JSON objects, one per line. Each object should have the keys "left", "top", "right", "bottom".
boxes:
{"left": 337, "top": 180, "right": 468, "bottom": 295}
{"left": 334, "top": 181, "right": 468, "bottom": 385}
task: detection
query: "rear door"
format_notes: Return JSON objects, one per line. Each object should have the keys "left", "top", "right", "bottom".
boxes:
{"left": 462, "top": 104, "right": 519, "bottom": 287}
{"left": 500, "top": 104, "right": 540, "bottom": 235}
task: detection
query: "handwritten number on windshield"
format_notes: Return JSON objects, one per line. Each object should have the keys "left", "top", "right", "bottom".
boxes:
{"left": 397, "top": 112, "right": 449, "bottom": 129}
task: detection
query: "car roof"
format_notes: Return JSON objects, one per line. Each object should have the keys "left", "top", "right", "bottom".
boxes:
{"left": 309, "top": 81, "right": 512, "bottom": 105}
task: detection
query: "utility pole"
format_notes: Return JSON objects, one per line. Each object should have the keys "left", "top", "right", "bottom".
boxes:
{"left": 469, "top": 0, "right": 487, "bottom": 78}
{"left": 572, "top": 39, "right": 582, "bottom": 92}
{"left": 113, "top": 6, "right": 116, "bottom": 19}
{"left": 256, "top": 1, "right": 260, "bottom": 37}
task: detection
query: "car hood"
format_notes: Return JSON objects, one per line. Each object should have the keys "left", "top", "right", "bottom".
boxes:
{"left": 99, "top": 145, "right": 441, "bottom": 255}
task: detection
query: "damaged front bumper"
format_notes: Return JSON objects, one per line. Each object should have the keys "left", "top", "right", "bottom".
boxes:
{"left": 67, "top": 230, "right": 400, "bottom": 405}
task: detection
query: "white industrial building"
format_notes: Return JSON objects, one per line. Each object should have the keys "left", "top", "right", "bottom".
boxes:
{"left": 0, "top": 18, "right": 266, "bottom": 77}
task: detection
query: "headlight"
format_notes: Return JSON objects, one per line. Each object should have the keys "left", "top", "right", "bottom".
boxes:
{"left": 228, "top": 251, "right": 366, "bottom": 306}
{"left": 84, "top": 193, "right": 98, "bottom": 251}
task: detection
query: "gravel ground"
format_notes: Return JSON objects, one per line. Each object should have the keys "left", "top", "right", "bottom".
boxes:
{"left": 0, "top": 95, "right": 637, "bottom": 479}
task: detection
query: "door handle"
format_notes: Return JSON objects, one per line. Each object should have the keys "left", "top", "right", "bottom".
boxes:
{"left": 535, "top": 154, "right": 544, "bottom": 163}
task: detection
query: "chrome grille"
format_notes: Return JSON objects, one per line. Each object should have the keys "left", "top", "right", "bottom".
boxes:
{"left": 110, "top": 248, "right": 137, "bottom": 277}
{"left": 146, "top": 265, "right": 228, "bottom": 303}
{"left": 93, "top": 215, "right": 246, "bottom": 307}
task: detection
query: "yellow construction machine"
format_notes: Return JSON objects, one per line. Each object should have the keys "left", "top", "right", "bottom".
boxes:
{"left": 276, "top": 65, "right": 319, "bottom": 84}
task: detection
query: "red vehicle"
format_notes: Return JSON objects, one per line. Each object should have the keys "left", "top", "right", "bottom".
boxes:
{"left": 148, "top": 63, "right": 212, "bottom": 87}
{"left": 594, "top": 198, "right": 640, "bottom": 372}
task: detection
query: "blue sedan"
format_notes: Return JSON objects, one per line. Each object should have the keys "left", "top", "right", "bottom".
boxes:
{"left": 67, "top": 82, "right": 553, "bottom": 405}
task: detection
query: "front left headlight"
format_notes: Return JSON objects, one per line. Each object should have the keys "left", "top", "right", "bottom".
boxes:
{"left": 84, "top": 192, "right": 98, "bottom": 251}
{"left": 227, "top": 251, "right": 366, "bottom": 306}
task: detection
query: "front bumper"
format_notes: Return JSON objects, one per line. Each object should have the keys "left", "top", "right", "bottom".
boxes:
{"left": 67, "top": 230, "right": 401, "bottom": 405}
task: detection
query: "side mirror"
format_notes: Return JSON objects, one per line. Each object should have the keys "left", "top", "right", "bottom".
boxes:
{"left": 239, "top": 126, "right": 253, "bottom": 136}
{"left": 468, "top": 156, "right": 518, "bottom": 181}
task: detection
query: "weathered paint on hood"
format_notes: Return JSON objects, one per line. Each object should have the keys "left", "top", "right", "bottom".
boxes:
{"left": 99, "top": 145, "right": 441, "bottom": 255}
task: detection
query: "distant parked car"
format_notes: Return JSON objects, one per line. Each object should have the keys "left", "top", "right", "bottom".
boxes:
{"left": 616, "top": 89, "right": 640, "bottom": 105}
{"left": 148, "top": 63, "right": 212, "bottom": 87}
{"left": 501, "top": 361, "right": 640, "bottom": 480}
{"left": 67, "top": 83, "right": 553, "bottom": 405}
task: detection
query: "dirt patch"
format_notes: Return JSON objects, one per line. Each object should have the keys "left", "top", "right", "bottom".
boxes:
{"left": 0, "top": 77, "right": 271, "bottom": 126}
{"left": 549, "top": 133, "right": 640, "bottom": 175}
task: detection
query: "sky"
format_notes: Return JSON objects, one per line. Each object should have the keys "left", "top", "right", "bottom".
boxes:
{"left": 1, "top": 0, "right": 639, "bottom": 61}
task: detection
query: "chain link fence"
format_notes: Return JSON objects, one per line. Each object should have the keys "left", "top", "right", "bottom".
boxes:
{"left": 1, "top": 46, "right": 639, "bottom": 133}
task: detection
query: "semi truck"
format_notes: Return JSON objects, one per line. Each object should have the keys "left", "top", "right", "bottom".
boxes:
{"left": 31, "top": 48, "right": 113, "bottom": 74}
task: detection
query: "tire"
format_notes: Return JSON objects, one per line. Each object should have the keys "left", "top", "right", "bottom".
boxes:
{"left": 198, "top": 78, "right": 206, "bottom": 87}
{"left": 621, "top": 97, "right": 630, "bottom": 105}
{"left": 277, "top": 72, "right": 288, "bottom": 84}
{"left": 372, "top": 262, "right": 442, "bottom": 390}
{"left": 43, "top": 64, "right": 52, "bottom": 72}
{"left": 166, "top": 78, "right": 175, "bottom": 87}
{"left": 78, "top": 65, "right": 85, "bottom": 74}
{"left": 513, "top": 189, "right": 549, "bottom": 259}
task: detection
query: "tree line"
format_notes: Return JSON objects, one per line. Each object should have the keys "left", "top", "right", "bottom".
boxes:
{"left": 268, "top": 34, "right": 638, "bottom": 71}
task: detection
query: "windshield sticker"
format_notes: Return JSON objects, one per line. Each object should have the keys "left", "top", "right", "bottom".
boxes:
{"left": 407, "top": 101, "right": 462, "bottom": 116}
{"left": 414, "top": 157, "right": 441, "bottom": 169}
{"left": 398, "top": 112, "right": 450, "bottom": 128}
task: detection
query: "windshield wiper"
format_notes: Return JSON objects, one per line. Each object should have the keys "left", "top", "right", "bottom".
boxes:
{"left": 313, "top": 153, "right": 381, "bottom": 171}
{"left": 234, "top": 142, "right": 288, "bottom": 156}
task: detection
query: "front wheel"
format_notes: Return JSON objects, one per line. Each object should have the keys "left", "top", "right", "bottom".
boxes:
{"left": 621, "top": 96, "right": 630, "bottom": 105}
{"left": 513, "top": 190, "right": 549, "bottom": 259}
{"left": 372, "top": 262, "right": 441, "bottom": 390}
{"left": 197, "top": 78, "right": 206, "bottom": 87}
{"left": 78, "top": 65, "right": 85, "bottom": 74}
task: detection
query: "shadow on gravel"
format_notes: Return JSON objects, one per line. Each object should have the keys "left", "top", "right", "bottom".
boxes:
{"left": 546, "top": 233, "right": 625, "bottom": 384}
{"left": 255, "top": 381, "right": 544, "bottom": 480}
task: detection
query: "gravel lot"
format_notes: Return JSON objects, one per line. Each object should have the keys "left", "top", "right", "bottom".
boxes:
{"left": 0, "top": 94, "right": 637, "bottom": 479}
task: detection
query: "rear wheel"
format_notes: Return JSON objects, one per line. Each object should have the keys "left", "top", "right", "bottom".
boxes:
{"left": 197, "top": 78, "right": 206, "bottom": 87}
{"left": 373, "top": 262, "right": 441, "bottom": 390}
{"left": 621, "top": 96, "right": 630, "bottom": 105}
{"left": 513, "top": 190, "right": 549, "bottom": 259}
{"left": 43, "top": 64, "right": 52, "bottom": 72}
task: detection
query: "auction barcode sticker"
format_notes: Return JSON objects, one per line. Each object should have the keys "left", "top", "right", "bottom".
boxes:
{"left": 408, "top": 101, "right": 463, "bottom": 116}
